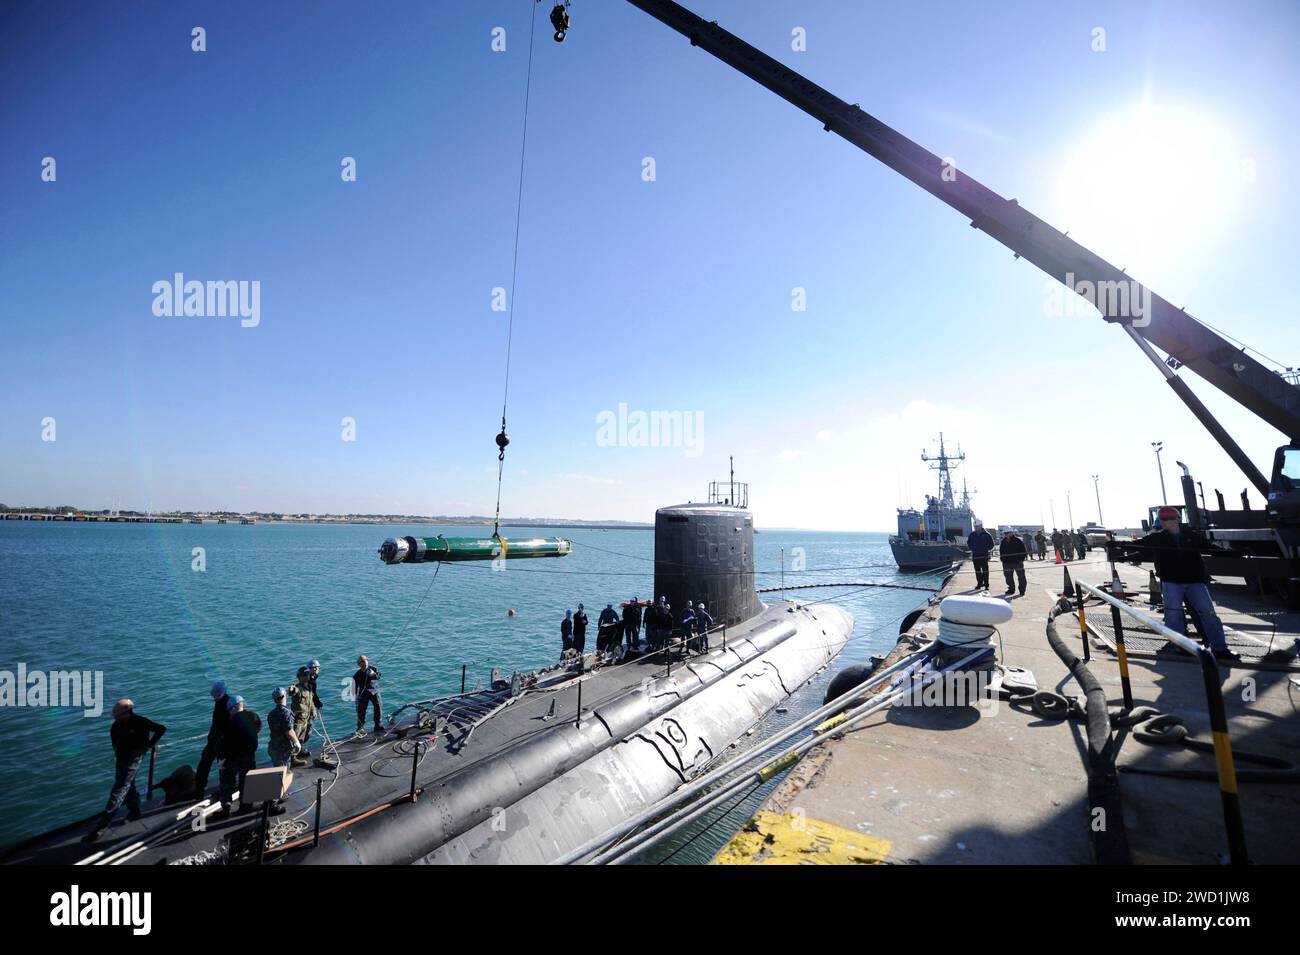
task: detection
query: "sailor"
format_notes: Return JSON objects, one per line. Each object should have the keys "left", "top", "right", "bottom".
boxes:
{"left": 192, "top": 680, "right": 230, "bottom": 797}
{"left": 1050, "top": 529, "right": 1063, "bottom": 561}
{"left": 967, "top": 521, "right": 994, "bottom": 590}
{"left": 1063, "top": 530, "right": 1076, "bottom": 562}
{"left": 215, "top": 695, "right": 261, "bottom": 818}
{"left": 353, "top": 654, "right": 383, "bottom": 736}
{"left": 1076, "top": 530, "right": 1088, "bottom": 556}
{"left": 679, "top": 603, "right": 696, "bottom": 653}
{"left": 694, "top": 602, "right": 714, "bottom": 652}
{"left": 572, "top": 603, "right": 589, "bottom": 654}
{"left": 1000, "top": 527, "right": 1028, "bottom": 597}
{"left": 648, "top": 597, "right": 664, "bottom": 652}
{"left": 82, "top": 699, "right": 167, "bottom": 842}
{"left": 598, "top": 603, "right": 620, "bottom": 653}
{"left": 265, "top": 688, "right": 299, "bottom": 815}
{"left": 561, "top": 610, "right": 574, "bottom": 654}
{"left": 1134, "top": 506, "right": 1237, "bottom": 661}
{"left": 622, "top": 597, "right": 642, "bottom": 651}
{"left": 1020, "top": 530, "right": 1035, "bottom": 563}
{"left": 1035, "top": 530, "right": 1048, "bottom": 561}
{"left": 289, "top": 662, "right": 321, "bottom": 763}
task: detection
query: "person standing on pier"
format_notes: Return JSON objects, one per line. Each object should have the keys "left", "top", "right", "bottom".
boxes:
{"left": 1000, "top": 528, "right": 1028, "bottom": 597}
{"left": 353, "top": 654, "right": 383, "bottom": 736}
{"left": 1050, "top": 529, "right": 1063, "bottom": 561}
{"left": 967, "top": 521, "right": 994, "bottom": 590}
{"left": 83, "top": 699, "right": 167, "bottom": 842}
{"left": 1135, "top": 506, "right": 1238, "bottom": 661}
{"left": 1035, "top": 530, "right": 1048, "bottom": 561}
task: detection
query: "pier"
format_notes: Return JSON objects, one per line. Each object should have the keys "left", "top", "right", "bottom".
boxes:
{"left": 716, "top": 552, "right": 1300, "bottom": 865}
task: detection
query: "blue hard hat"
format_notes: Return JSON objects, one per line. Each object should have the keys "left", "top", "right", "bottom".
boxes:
{"left": 308, "top": 658, "right": 321, "bottom": 669}
{"left": 272, "top": 687, "right": 286, "bottom": 702}
{"left": 211, "top": 681, "right": 226, "bottom": 699}
{"left": 227, "top": 695, "right": 244, "bottom": 711}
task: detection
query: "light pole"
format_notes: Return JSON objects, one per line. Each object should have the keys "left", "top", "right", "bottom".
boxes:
{"left": 1066, "top": 490, "right": 1074, "bottom": 531}
{"left": 1152, "top": 441, "right": 1167, "bottom": 505}
{"left": 1091, "top": 474, "right": 1103, "bottom": 526}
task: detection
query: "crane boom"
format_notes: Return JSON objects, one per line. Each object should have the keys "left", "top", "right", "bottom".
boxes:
{"left": 623, "top": 0, "right": 1300, "bottom": 491}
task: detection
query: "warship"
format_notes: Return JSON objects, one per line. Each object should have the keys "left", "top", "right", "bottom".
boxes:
{"left": 890, "top": 435, "right": 978, "bottom": 571}
{"left": 1, "top": 484, "right": 852, "bottom": 866}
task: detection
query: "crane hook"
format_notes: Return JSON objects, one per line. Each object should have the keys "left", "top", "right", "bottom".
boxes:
{"left": 549, "top": 2, "right": 570, "bottom": 42}
{"left": 496, "top": 426, "right": 510, "bottom": 461}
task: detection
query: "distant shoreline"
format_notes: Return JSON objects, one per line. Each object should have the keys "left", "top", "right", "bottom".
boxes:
{"left": 0, "top": 511, "right": 652, "bottom": 530}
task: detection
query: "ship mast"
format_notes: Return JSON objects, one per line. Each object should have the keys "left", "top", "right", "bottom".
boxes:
{"left": 922, "top": 433, "right": 965, "bottom": 508}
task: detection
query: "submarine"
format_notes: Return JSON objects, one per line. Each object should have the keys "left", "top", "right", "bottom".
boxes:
{"left": 2, "top": 491, "right": 852, "bottom": 866}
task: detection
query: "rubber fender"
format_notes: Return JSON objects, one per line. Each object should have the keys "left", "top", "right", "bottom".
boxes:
{"left": 823, "top": 660, "right": 879, "bottom": 705}
{"left": 898, "top": 607, "right": 925, "bottom": 635}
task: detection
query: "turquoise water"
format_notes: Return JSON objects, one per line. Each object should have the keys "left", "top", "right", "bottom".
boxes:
{"left": 0, "top": 521, "right": 942, "bottom": 855}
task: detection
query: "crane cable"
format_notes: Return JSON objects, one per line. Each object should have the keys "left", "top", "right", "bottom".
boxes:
{"left": 492, "top": 0, "right": 542, "bottom": 538}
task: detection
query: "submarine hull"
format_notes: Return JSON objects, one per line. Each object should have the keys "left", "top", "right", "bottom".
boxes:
{"left": 299, "top": 600, "right": 850, "bottom": 865}
{"left": 424, "top": 602, "right": 850, "bottom": 864}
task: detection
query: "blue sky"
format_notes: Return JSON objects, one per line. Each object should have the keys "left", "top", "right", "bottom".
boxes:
{"left": 2, "top": 0, "right": 1297, "bottom": 531}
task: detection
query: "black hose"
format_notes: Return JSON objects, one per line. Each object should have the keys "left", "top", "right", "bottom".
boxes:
{"left": 1045, "top": 614, "right": 1131, "bottom": 865}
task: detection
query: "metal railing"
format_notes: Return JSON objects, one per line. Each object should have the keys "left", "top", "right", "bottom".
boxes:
{"left": 1075, "top": 580, "right": 1248, "bottom": 864}
{"left": 707, "top": 481, "right": 748, "bottom": 508}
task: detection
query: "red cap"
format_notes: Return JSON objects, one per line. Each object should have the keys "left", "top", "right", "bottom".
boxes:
{"left": 1157, "top": 506, "right": 1180, "bottom": 520}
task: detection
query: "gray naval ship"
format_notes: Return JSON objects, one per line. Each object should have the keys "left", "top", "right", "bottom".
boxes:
{"left": 2, "top": 487, "right": 851, "bottom": 866}
{"left": 889, "top": 435, "right": 978, "bottom": 571}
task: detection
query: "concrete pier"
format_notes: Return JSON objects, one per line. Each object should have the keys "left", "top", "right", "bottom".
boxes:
{"left": 715, "top": 550, "right": 1300, "bottom": 865}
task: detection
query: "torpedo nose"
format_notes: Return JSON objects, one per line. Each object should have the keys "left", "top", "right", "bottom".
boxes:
{"left": 378, "top": 537, "right": 410, "bottom": 564}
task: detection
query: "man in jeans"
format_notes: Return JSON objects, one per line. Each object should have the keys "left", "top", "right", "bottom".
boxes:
{"left": 1135, "top": 506, "right": 1238, "bottom": 662}
{"left": 83, "top": 699, "right": 167, "bottom": 842}
{"left": 999, "top": 527, "right": 1028, "bottom": 597}
{"left": 967, "top": 521, "right": 995, "bottom": 590}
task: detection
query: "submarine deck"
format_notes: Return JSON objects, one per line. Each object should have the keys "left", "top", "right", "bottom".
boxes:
{"left": 715, "top": 552, "right": 1300, "bottom": 865}
{"left": 5, "top": 604, "right": 804, "bottom": 866}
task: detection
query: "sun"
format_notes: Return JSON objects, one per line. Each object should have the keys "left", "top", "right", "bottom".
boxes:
{"left": 1052, "top": 98, "right": 1249, "bottom": 280}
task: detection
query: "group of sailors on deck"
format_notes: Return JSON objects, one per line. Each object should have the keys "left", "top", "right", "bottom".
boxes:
{"left": 562, "top": 597, "right": 715, "bottom": 659}
{"left": 81, "top": 655, "right": 384, "bottom": 843}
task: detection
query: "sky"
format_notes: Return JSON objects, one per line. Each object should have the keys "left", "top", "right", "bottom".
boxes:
{"left": 2, "top": 0, "right": 1297, "bottom": 531}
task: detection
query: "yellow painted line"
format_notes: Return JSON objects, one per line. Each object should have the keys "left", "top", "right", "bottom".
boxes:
{"left": 712, "top": 810, "right": 891, "bottom": 865}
